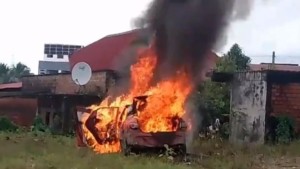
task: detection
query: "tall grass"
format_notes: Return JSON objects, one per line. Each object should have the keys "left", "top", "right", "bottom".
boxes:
{"left": 0, "top": 132, "right": 299, "bottom": 169}
{"left": 0, "top": 132, "right": 189, "bottom": 169}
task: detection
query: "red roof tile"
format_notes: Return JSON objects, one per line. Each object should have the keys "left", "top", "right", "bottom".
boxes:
{"left": 70, "top": 29, "right": 220, "bottom": 73}
{"left": 0, "top": 82, "right": 22, "bottom": 90}
{"left": 70, "top": 29, "right": 140, "bottom": 71}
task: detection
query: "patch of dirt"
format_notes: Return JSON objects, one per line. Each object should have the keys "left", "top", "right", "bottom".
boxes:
{"left": 261, "top": 157, "right": 300, "bottom": 169}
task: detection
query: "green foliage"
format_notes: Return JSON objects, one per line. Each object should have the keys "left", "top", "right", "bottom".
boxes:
{"left": 226, "top": 43, "right": 251, "bottom": 71}
{"left": 276, "top": 115, "right": 295, "bottom": 144}
{"left": 0, "top": 117, "right": 18, "bottom": 132}
{"left": 196, "top": 51, "right": 236, "bottom": 124}
{"left": 0, "top": 62, "right": 31, "bottom": 84}
{"left": 0, "top": 63, "right": 10, "bottom": 83}
{"left": 215, "top": 54, "right": 237, "bottom": 73}
{"left": 1, "top": 132, "right": 300, "bottom": 169}
{"left": 31, "top": 116, "right": 49, "bottom": 133}
{"left": 197, "top": 80, "right": 230, "bottom": 125}
{"left": 8, "top": 62, "right": 31, "bottom": 82}
{"left": 220, "top": 122, "right": 230, "bottom": 139}
{"left": 197, "top": 44, "right": 250, "bottom": 138}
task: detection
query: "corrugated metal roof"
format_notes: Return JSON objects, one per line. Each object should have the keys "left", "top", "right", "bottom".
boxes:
{"left": 0, "top": 82, "right": 22, "bottom": 90}
{"left": 38, "top": 61, "right": 70, "bottom": 71}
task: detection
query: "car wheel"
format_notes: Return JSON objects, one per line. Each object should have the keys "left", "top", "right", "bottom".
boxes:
{"left": 121, "top": 139, "right": 131, "bottom": 156}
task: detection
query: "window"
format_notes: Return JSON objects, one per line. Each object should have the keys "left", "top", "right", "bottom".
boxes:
{"left": 57, "top": 54, "right": 64, "bottom": 59}
{"left": 47, "top": 54, "right": 53, "bottom": 58}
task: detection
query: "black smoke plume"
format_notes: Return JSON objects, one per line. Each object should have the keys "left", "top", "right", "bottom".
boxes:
{"left": 112, "top": 0, "right": 257, "bottom": 92}
{"left": 110, "top": 29, "right": 151, "bottom": 97}
{"left": 145, "top": 0, "right": 234, "bottom": 83}
{"left": 140, "top": 0, "right": 255, "bottom": 83}
{"left": 136, "top": 0, "right": 257, "bottom": 143}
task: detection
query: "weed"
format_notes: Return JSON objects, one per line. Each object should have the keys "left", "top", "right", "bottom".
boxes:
{"left": 276, "top": 115, "right": 295, "bottom": 144}
{"left": 0, "top": 117, "right": 18, "bottom": 132}
{"left": 0, "top": 132, "right": 300, "bottom": 169}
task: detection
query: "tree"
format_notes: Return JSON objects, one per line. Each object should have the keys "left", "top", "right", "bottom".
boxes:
{"left": 196, "top": 43, "right": 251, "bottom": 132}
{"left": 196, "top": 57, "right": 234, "bottom": 126}
{"left": 8, "top": 62, "right": 31, "bottom": 82}
{"left": 215, "top": 54, "right": 236, "bottom": 73}
{"left": 0, "top": 62, "right": 31, "bottom": 84}
{"left": 225, "top": 43, "right": 251, "bottom": 71}
{"left": 0, "top": 63, "right": 10, "bottom": 84}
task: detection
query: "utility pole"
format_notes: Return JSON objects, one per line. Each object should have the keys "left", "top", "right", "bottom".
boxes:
{"left": 269, "top": 51, "right": 276, "bottom": 70}
{"left": 272, "top": 51, "right": 276, "bottom": 64}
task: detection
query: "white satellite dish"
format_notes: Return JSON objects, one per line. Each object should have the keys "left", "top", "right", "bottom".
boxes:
{"left": 71, "top": 62, "right": 92, "bottom": 85}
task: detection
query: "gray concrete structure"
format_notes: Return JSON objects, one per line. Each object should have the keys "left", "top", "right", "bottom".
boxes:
{"left": 38, "top": 61, "right": 70, "bottom": 74}
{"left": 229, "top": 72, "right": 267, "bottom": 146}
{"left": 38, "top": 44, "right": 83, "bottom": 75}
{"left": 212, "top": 70, "right": 300, "bottom": 146}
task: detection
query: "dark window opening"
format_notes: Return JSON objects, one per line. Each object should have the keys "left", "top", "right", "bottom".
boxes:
{"left": 57, "top": 54, "right": 64, "bottom": 59}
{"left": 47, "top": 54, "right": 53, "bottom": 58}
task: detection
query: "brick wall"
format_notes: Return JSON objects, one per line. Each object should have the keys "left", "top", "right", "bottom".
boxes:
{"left": 21, "top": 71, "right": 110, "bottom": 95}
{"left": 0, "top": 98, "right": 37, "bottom": 126}
{"left": 271, "top": 83, "right": 300, "bottom": 132}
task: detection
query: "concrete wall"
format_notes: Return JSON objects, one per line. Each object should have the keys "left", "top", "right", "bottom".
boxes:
{"left": 230, "top": 72, "right": 267, "bottom": 146}
{"left": 0, "top": 98, "right": 37, "bottom": 126}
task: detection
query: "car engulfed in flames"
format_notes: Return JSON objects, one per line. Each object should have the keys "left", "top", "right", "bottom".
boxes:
{"left": 76, "top": 95, "right": 189, "bottom": 156}
{"left": 75, "top": 47, "right": 192, "bottom": 155}
{"left": 120, "top": 95, "right": 188, "bottom": 156}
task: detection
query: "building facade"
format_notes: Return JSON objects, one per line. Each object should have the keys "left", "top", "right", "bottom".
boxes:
{"left": 69, "top": 29, "right": 219, "bottom": 77}
{"left": 213, "top": 70, "right": 300, "bottom": 146}
{"left": 38, "top": 44, "right": 83, "bottom": 75}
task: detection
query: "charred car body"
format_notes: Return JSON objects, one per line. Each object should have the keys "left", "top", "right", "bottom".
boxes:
{"left": 76, "top": 95, "right": 188, "bottom": 156}
{"left": 119, "top": 95, "right": 188, "bottom": 156}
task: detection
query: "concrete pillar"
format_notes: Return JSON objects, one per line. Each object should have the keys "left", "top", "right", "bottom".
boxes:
{"left": 229, "top": 72, "right": 267, "bottom": 146}
{"left": 61, "top": 96, "right": 70, "bottom": 134}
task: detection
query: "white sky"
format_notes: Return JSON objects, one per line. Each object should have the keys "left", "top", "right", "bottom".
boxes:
{"left": 0, "top": 0, "right": 299, "bottom": 74}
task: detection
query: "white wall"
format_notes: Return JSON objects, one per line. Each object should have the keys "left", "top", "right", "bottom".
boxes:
{"left": 43, "top": 54, "right": 69, "bottom": 62}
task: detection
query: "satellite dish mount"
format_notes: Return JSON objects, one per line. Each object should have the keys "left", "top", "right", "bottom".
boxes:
{"left": 71, "top": 62, "right": 92, "bottom": 94}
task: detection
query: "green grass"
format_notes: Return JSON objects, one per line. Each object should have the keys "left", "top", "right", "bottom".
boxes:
{"left": 0, "top": 132, "right": 299, "bottom": 169}
{"left": 0, "top": 132, "right": 189, "bottom": 169}
{"left": 190, "top": 137, "right": 300, "bottom": 169}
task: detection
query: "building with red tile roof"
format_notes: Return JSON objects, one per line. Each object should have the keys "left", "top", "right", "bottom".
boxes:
{"left": 69, "top": 29, "right": 219, "bottom": 73}
{"left": 0, "top": 82, "right": 22, "bottom": 91}
{"left": 70, "top": 29, "right": 141, "bottom": 72}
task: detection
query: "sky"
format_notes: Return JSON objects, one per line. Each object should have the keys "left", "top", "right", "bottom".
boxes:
{"left": 0, "top": 0, "right": 299, "bottom": 74}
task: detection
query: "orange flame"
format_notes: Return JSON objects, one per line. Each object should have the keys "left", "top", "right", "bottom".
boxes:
{"left": 80, "top": 47, "right": 192, "bottom": 154}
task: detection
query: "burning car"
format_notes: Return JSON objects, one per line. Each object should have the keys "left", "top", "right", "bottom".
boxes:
{"left": 75, "top": 47, "right": 192, "bottom": 155}
{"left": 119, "top": 95, "right": 188, "bottom": 156}
{"left": 76, "top": 95, "right": 188, "bottom": 156}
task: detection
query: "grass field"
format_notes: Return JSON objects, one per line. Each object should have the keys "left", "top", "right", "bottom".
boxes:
{"left": 0, "top": 132, "right": 299, "bottom": 169}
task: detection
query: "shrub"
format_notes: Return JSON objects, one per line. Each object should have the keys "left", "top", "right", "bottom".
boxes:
{"left": 31, "top": 116, "right": 48, "bottom": 132}
{"left": 220, "top": 122, "right": 230, "bottom": 139}
{"left": 275, "top": 115, "right": 295, "bottom": 144}
{"left": 0, "top": 117, "right": 18, "bottom": 132}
